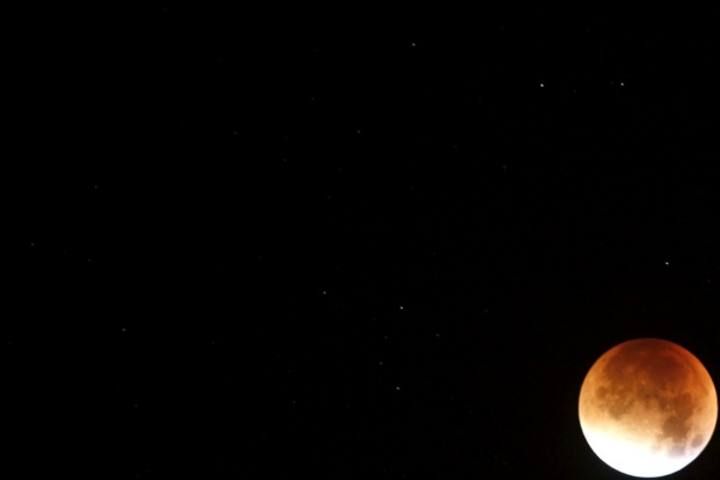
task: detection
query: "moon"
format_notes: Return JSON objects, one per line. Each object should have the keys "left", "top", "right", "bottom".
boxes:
{"left": 578, "top": 338, "right": 717, "bottom": 478}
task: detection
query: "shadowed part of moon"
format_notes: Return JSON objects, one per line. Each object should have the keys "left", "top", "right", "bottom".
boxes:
{"left": 591, "top": 340, "right": 704, "bottom": 453}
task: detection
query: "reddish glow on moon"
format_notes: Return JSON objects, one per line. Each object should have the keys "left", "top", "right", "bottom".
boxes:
{"left": 579, "top": 338, "right": 717, "bottom": 478}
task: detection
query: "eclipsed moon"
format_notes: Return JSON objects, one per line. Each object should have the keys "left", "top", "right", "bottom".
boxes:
{"left": 579, "top": 338, "right": 717, "bottom": 478}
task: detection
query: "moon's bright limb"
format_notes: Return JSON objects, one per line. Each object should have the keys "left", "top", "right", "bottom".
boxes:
{"left": 578, "top": 338, "right": 717, "bottom": 478}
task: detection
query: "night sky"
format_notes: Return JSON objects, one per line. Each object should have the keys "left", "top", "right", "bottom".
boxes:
{"left": 9, "top": 7, "right": 720, "bottom": 479}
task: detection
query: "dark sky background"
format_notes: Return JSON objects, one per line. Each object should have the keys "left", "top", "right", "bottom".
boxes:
{"left": 9, "top": 6, "right": 720, "bottom": 479}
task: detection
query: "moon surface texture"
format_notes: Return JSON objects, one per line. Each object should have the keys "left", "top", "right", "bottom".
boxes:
{"left": 579, "top": 338, "right": 717, "bottom": 478}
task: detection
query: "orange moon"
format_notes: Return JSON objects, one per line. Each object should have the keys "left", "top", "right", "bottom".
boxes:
{"left": 578, "top": 338, "right": 717, "bottom": 478}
